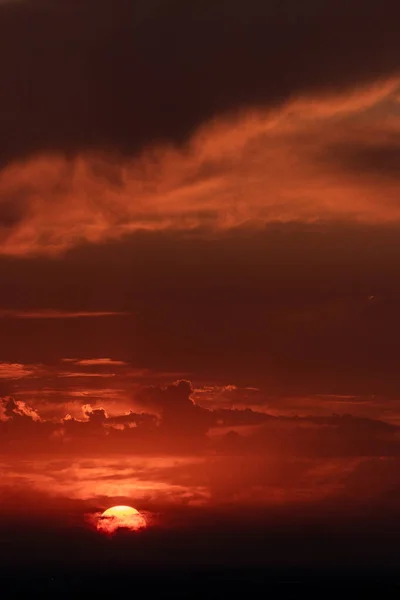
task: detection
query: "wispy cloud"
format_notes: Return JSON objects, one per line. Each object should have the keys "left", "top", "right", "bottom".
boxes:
{"left": 68, "top": 358, "right": 128, "bottom": 367}
{"left": 0, "top": 362, "right": 34, "bottom": 379}
{"left": 0, "top": 79, "right": 399, "bottom": 256}
{"left": 58, "top": 372, "right": 116, "bottom": 379}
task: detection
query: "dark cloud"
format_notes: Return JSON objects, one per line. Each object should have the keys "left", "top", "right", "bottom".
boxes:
{"left": 2, "top": 223, "right": 400, "bottom": 394}
{"left": 0, "top": 381, "right": 270, "bottom": 453}
{"left": 137, "top": 380, "right": 210, "bottom": 436}
{"left": 1, "top": 396, "right": 41, "bottom": 421}
{"left": 226, "top": 414, "right": 400, "bottom": 459}
{"left": 136, "top": 380, "right": 270, "bottom": 448}
{"left": 0, "top": 197, "right": 27, "bottom": 229}
{"left": 1, "top": 385, "right": 399, "bottom": 459}
{"left": 82, "top": 404, "right": 108, "bottom": 424}
{"left": 0, "top": 0, "right": 399, "bottom": 165}
{"left": 322, "top": 139, "right": 400, "bottom": 179}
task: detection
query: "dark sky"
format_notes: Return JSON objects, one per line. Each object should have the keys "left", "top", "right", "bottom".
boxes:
{"left": 1, "top": 0, "right": 400, "bottom": 582}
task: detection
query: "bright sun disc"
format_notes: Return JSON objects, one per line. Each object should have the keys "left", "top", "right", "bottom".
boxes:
{"left": 97, "top": 505, "right": 147, "bottom": 534}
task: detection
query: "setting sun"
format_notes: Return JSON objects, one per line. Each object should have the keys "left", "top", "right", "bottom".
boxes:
{"left": 97, "top": 505, "right": 147, "bottom": 534}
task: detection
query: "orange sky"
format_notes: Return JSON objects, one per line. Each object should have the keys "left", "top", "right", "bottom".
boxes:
{"left": 1, "top": 1, "right": 400, "bottom": 577}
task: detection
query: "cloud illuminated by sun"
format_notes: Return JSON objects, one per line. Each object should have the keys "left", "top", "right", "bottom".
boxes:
{"left": 0, "top": 77, "right": 399, "bottom": 256}
{"left": 96, "top": 505, "right": 147, "bottom": 534}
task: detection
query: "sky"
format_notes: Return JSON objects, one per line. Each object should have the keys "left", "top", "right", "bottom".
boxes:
{"left": 1, "top": 0, "right": 400, "bottom": 583}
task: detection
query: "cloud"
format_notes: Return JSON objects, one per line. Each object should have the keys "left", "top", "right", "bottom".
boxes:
{"left": 0, "top": 77, "right": 398, "bottom": 255}
{"left": 0, "top": 456, "right": 210, "bottom": 510}
{"left": 192, "top": 385, "right": 266, "bottom": 410}
{"left": 0, "top": 76, "right": 399, "bottom": 255}
{"left": 1, "top": 0, "right": 400, "bottom": 168}
{"left": 135, "top": 380, "right": 217, "bottom": 444}
{"left": 0, "top": 362, "right": 34, "bottom": 379}
{"left": 321, "top": 139, "right": 400, "bottom": 180}
{"left": 0, "top": 379, "right": 267, "bottom": 453}
{"left": 134, "top": 380, "right": 268, "bottom": 441}
{"left": 2, "top": 384, "right": 400, "bottom": 525}
{"left": 81, "top": 404, "right": 108, "bottom": 423}
{"left": 221, "top": 413, "right": 400, "bottom": 459}
{"left": 58, "top": 372, "right": 115, "bottom": 379}
{"left": 72, "top": 358, "right": 128, "bottom": 366}
{"left": 4, "top": 221, "right": 400, "bottom": 395}
{"left": 2, "top": 378, "right": 399, "bottom": 462}
{"left": 0, "top": 396, "right": 41, "bottom": 422}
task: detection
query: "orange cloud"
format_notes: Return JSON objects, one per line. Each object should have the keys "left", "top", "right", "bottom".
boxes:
{"left": 0, "top": 78, "right": 399, "bottom": 256}
{"left": 0, "top": 362, "right": 34, "bottom": 379}
{"left": 0, "top": 456, "right": 210, "bottom": 507}
{"left": 72, "top": 358, "right": 128, "bottom": 366}
{"left": 58, "top": 372, "right": 115, "bottom": 378}
{"left": 0, "top": 396, "right": 41, "bottom": 422}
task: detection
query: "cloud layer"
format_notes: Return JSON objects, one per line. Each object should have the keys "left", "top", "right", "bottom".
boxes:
{"left": 0, "top": 78, "right": 399, "bottom": 254}
{"left": 0, "top": 0, "right": 399, "bottom": 254}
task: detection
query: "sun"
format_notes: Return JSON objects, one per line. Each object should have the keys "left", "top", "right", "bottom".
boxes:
{"left": 97, "top": 505, "right": 147, "bottom": 534}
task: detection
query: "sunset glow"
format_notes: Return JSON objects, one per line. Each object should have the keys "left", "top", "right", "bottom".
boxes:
{"left": 1, "top": 0, "right": 400, "bottom": 595}
{"left": 97, "top": 506, "right": 147, "bottom": 534}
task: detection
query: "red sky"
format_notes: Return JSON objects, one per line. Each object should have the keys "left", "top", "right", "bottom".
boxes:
{"left": 1, "top": 0, "right": 400, "bottom": 578}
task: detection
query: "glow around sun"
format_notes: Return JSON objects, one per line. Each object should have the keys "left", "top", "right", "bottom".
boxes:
{"left": 97, "top": 505, "right": 147, "bottom": 534}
